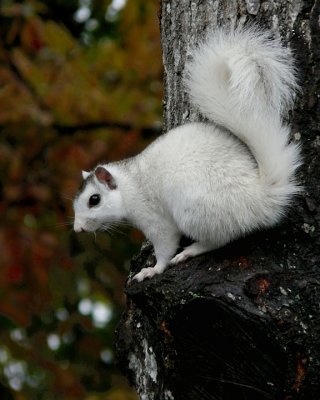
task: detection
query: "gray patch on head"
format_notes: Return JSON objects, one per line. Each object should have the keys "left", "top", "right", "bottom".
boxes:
{"left": 75, "top": 174, "right": 95, "bottom": 199}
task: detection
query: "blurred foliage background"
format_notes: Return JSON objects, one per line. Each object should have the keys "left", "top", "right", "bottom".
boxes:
{"left": 0, "top": 0, "right": 162, "bottom": 398}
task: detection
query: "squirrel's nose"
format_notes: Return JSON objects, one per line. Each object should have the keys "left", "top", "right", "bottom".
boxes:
{"left": 75, "top": 227, "right": 86, "bottom": 233}
{"left": 74, "top": 222, "right": 86, "bottom": 233}
{"left": 74, "top": 227, "right": 86, "bottom": 233}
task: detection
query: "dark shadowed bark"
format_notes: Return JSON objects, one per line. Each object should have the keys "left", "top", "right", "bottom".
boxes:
{"left": 115, "top": 1, "right": 320, "bottom": 399}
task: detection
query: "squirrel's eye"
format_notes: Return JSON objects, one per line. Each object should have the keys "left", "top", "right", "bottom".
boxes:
{"left": 89, "top": 194, "right": 101, "bottom": 207}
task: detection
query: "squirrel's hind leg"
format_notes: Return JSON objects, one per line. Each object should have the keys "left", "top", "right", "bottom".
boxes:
{"left": 170, "top": 242, "right": 218, "bottom": 265}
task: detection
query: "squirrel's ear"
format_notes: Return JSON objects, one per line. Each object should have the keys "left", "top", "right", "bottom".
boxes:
{"left": 95, "top": 166, "right": 117, "bottom": 190}
{"left": 82, "top": 171, "right": 90, "bottom": 180}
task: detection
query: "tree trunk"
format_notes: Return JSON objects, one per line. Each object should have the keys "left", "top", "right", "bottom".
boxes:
{"left": 115, "top": 1, "right": 320, "bottom": 399}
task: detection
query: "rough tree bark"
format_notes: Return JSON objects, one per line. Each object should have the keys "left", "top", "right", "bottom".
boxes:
{"left": 116, "top": 1, "right": 320, "bottom": 399}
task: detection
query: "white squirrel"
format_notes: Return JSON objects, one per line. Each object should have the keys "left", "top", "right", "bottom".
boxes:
{"left": 73, "top": 26, "right": 301, "bottom": 282}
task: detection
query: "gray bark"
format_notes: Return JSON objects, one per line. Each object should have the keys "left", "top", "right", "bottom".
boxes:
{"left": 116, "top": 1, "right": 320, "bottom": 399}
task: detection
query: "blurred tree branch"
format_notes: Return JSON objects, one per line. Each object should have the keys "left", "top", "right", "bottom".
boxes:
{"left": 51, "top": 121, "right": 162, "bottom": 137}
{"left": 4, "top": 53, "right": 162, "bottom": 138}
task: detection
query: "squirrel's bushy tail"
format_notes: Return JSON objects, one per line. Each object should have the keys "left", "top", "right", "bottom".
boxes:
{"left": 185, "top": 26, "right": 301, "bottom": 208}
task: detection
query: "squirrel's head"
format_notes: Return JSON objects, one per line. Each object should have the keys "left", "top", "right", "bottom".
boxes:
{"left": 73, "top": 166, "right": 124, "bottom": 233}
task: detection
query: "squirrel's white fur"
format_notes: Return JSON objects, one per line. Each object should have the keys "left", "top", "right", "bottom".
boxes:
{"left": 73, "top": 26, "right": 301, "bottom": 282}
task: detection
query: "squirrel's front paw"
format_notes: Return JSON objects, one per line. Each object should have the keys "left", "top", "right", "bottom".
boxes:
{"left": 133, "top": 267, "right": 158, "bottom": 282}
